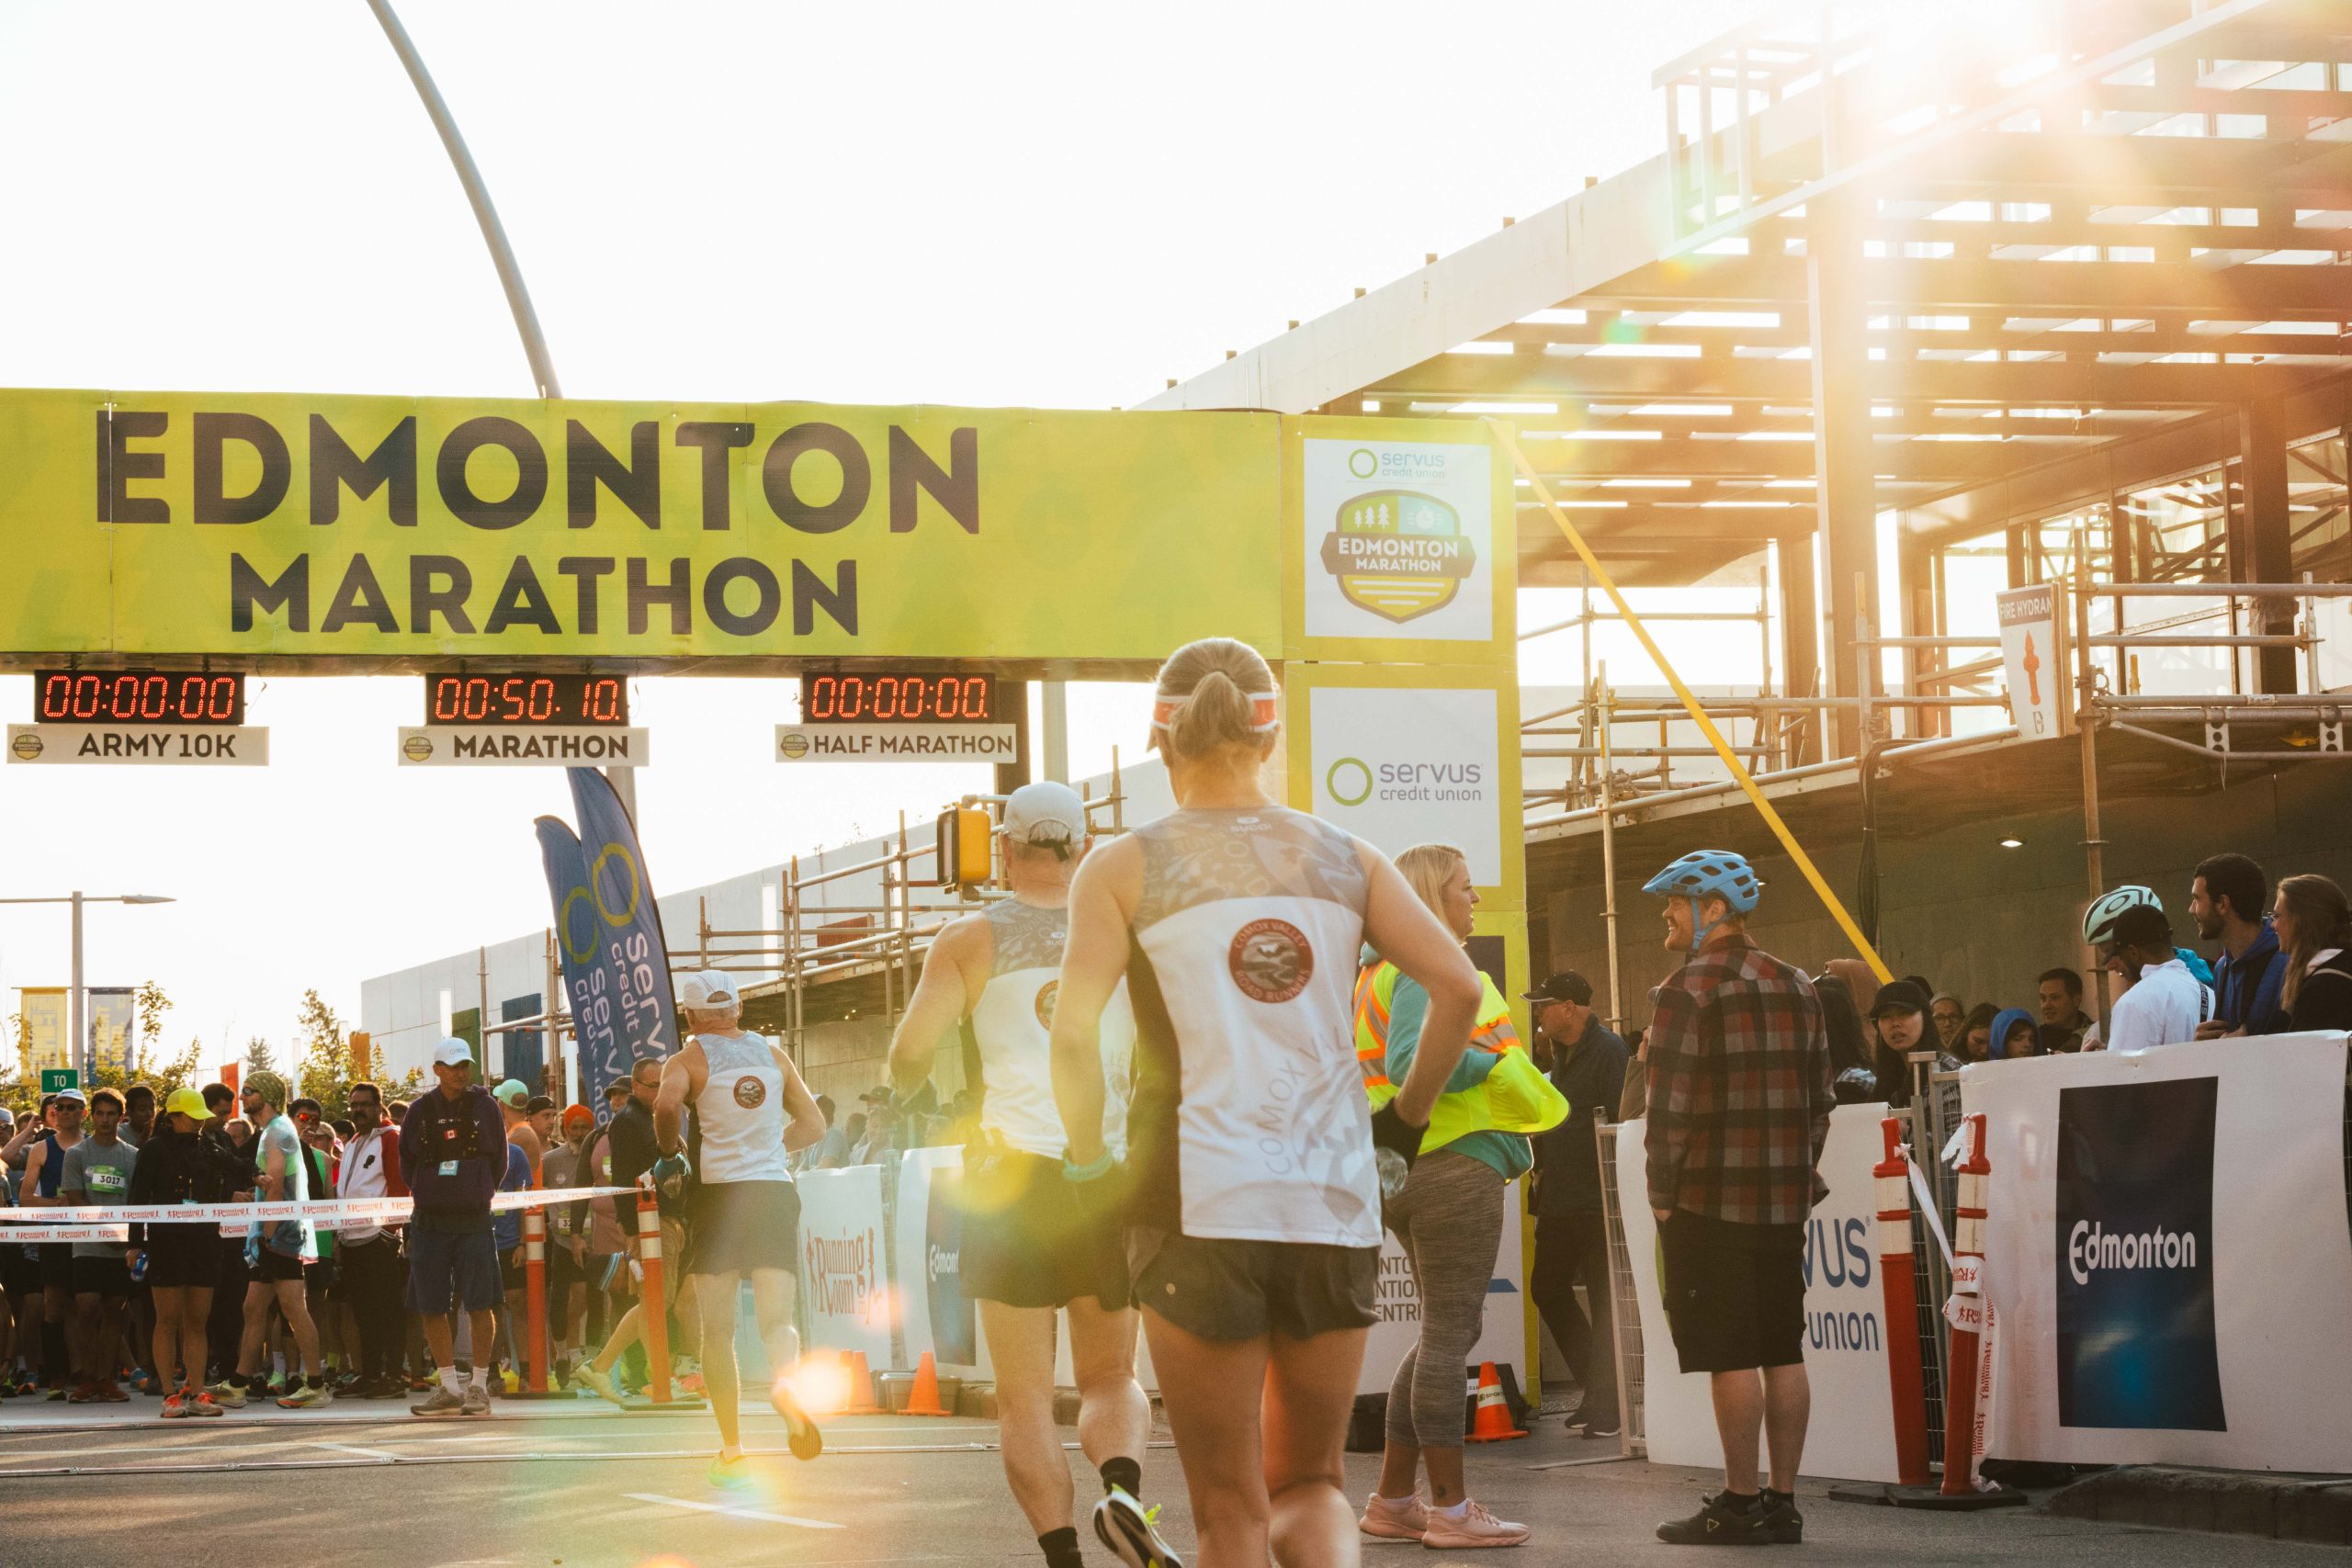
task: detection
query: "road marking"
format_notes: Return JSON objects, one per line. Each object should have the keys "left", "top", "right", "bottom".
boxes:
{"left": 624, "top": 1493, "right": 843, "bottom": 1530}
{"left": 314, "top": 1443, "right": 396, "bottom": 1460}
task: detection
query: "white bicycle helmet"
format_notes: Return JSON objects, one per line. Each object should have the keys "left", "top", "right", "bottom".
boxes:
{"left": 2082, "top": 884, "right": 2162, "bottom": 947}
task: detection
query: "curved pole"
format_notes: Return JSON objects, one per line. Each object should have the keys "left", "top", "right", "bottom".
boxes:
{"left": 366, "top": 0, "right": 560, "bottom": 399}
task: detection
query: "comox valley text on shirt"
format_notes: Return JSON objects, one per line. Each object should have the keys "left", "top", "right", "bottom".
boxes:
{"left": 968, "top": 897, "right": 1136, "bottom": 1159}
{"left": 1123, "top": 806, "right": 1380, "bottom": 1249}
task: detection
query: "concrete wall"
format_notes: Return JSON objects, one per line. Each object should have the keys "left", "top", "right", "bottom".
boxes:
{"left": 1540, "top": 761, "right": 2352, "bottom": 1026}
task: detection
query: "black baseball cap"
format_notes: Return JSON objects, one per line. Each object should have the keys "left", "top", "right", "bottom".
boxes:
{"left": 1870, "top": 979, "right": 1932, "bottom": 1019}
{"left": 1522, "top": 971, "right": 1594, "bottom": 1006}
{"left": 526, "top": 1095, "right": 556, "bottom": 1115}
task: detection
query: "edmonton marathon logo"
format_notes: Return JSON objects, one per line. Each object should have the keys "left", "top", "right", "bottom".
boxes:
{"left": 2054, "top": 1077, "right": 2224, "bottom": 1431}
{"left": 1319, "top": 451, "right": 1475, "bottom": 624}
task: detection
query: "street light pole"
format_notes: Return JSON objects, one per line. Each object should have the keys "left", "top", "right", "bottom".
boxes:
{"left": 70, "top": 891, "right": 84, "bottom": 1086}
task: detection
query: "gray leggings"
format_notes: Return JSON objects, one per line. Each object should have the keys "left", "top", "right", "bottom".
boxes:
{"left": 1383, "top": 1148, "right": 1506, "bottom": 1449}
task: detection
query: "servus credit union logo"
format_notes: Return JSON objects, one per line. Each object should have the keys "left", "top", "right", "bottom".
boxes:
{"left": 1303, "top": 439, "right": 1494, "bottom": 642}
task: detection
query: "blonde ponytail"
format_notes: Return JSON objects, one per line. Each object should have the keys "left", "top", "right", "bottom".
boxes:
{"left": 1152, "top": 637, "right": 1279, "bottom": 761}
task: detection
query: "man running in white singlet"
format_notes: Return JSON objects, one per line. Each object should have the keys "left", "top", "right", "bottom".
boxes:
{"left": 1050, "top": 638, "right": 1482, "bottom": 1568}
{"left": 653, "top": 972, "right": 829, "bottom": 1486}
{"left": 888, "top": 782, "right": 1179, "bottom": 1568}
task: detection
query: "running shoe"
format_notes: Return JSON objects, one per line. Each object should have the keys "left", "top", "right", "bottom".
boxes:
{"left": 1359, "top": 1491, "right": 1430, "bottom": 1541}
{"left": 49, "top": 1384, "right": 73, "bottom": 1402}
{"left": 1093, "top": 1486, "right": 1184, "bottom": 1568}
{"left": 160, "top": 1392, "right": 191, "bottom": 1419}
{"left": 1758, "top": 1492, "right": 1804, "bottom": 1545}
{"left": 277, "top": 1381, "right": 334, "bottom": 1409}
{"left": 206, "top": 1378, "right": 249, "bottom": 1409}
{"left": 768, "top": 1377, "right": 823, "bottom": 1461}
{"left": 188, "top": 1390, "right": 225, "bottom": 1418}
{"left": 65, "top": 1382, "right": 96, "bottom": 1404}
{"left": 94, "top": 1380, "right": 130, "bottom": 1403}
{"left": 410, "top": 1386, "right": 466, "bottom": 1418}
{"left": 1418, "top": 1500, "right": 1529, "bottom": 1550}
{"left": 1578, "top": 1413, "right": 1623, "bottom": 1439}
{"left": 1655, "top": 1492, "right": 1767, "bottom": 1546}
{"left": 572, "top": 1362, "right": 625, "bottom": 1406}
{"left": 707, "top": 1452, "right": 753, "bottom": 1489}
{"left": 461, "top": 1382, "right": 492, "bottom": 1416}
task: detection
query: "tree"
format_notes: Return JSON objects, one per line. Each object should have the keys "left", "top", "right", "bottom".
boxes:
{"left": 244, "top": 1035, "right": 277, "bottom": 1077}
{"left": 294, "top": 988, "right": 364, "bottom": 1119}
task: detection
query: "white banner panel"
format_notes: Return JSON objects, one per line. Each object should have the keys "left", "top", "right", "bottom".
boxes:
{"left": 1358, "top": 1180, "right": 1529, "bottom": 1398}
{"left": 1302, "top": 437, "right": 1496, "bottom": 643}
{"left": 1964, "top": 1032, "right": 2352, "bottom": 1471}
{"left": 796, "top": 1165, "right": 894, "bottom": 1366}
{"left": 1307, "top": 684, "right": 1503, "bottom": 886}
{"left": 1618, "top": 1105, "right": 1904, "bottom": 1483}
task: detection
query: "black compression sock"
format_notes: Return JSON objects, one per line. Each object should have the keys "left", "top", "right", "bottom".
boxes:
{"left": 1762, "top": 1487, "right": 1795, "bottom": 1507}
{"left": 1101, "top": 1456, "right": 1143, "bottom": 1498}
{"left": 1718, "top": 1490, "right": 1759, "bottom": 1512}
{"left": 1038, "top": 1527, "right": 1085, "bottom": 1568}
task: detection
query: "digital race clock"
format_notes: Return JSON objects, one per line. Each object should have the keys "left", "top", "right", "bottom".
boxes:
{"left": 424, "top": 673, "right": 629, "bottom": 727}
{"left": 799, "top": 671, "right": 998, "bottom": 724}
{"left": 34, "top": 670, "right": 245, "bottom": 726}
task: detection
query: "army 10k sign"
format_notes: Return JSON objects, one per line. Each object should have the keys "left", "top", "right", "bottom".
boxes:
{"left": 1302, "top": 437, "right": 1497, "bottom": 644}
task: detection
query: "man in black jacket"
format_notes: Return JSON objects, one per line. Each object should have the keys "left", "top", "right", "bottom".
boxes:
{"left": 1525, "top": 971, "right": 1630, "bottom": 1438}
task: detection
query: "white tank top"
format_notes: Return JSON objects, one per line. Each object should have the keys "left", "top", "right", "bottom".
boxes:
{"left": 967, "top": 897, "right": 1136, "bottom": 1160}
{"left": 691, "top": 1030, "right": 794, "bottom": 1184}
{"left": 1124, "top": 807, "right": 1377, "bottom": 1248}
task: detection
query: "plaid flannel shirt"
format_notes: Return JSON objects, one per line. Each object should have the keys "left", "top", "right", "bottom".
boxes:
{"left": 1645, "top": 931, "right": 1836, "bottom": 1224}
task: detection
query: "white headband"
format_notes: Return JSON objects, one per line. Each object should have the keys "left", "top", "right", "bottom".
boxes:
{"left": 1150, "top": 690, "right": 1281, "bottom": 735}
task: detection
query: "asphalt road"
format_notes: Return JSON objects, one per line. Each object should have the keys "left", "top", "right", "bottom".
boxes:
{"left": 0, "top": 1400, "right": 2333, "bottom": 1566}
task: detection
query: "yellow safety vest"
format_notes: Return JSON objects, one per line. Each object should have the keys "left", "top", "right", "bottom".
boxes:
{"left": 1353, "top": 962, "right": 1569, "bottom": 1154}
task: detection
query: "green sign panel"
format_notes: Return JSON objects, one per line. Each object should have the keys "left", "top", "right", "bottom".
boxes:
{"left": 40, "top": 1067, "right": 79, "bottom": 1095}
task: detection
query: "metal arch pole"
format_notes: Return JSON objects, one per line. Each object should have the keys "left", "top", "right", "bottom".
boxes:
{"left": 366, "top": 0, "right": 560, "bottom": 400}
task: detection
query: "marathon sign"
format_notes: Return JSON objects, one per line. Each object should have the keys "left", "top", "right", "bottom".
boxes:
{"left": 396, "top": 725, "right": 650, "bottom": 767}
{"left": 6, "top": 723, "right": 268, "bottom": 766}
{"left": 0, "top": 389, "right": 1287, "bottom": 664}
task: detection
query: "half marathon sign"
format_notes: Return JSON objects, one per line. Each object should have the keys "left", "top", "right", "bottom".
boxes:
{"left": 0, "top": 390, "right": 1283, "bottom": 665}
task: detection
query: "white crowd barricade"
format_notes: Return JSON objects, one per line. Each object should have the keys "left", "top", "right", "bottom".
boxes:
{"left": 795, "top": 1164, "right": 894, "bottom": 1368}
{"left": 1358, "top": 1177, "right": 1529, "bottom": 1399}
{"left": 1616, "top": 1104, "right": 1905, "bottom": 1483}
{"left": 1964, "top": 1031, "right": 2352, "bottom": 1472}
{"left": 895, "top": 1145, "right": 984, "bottom": 1375}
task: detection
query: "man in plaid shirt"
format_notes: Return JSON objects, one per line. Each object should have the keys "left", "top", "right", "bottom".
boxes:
{"left": 1639, "top": 851, "right": 1836, "bottom": 1548}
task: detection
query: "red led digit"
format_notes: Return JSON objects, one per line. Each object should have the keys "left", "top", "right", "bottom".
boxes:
{"left": 73, "top": 675, "right": 99, "bottom": 720}
{"left": 809, "top": 675, "right": 834, "bottom": 720}
{"left": 842, "top": 678, "right": 865, "bottom": 719}
{"left": 462, "top": 679, "right": 490, "bottom": 721}
{"left": 433, "top": 678, "right": 458, "bottom": 721}
{"left": 875, "top": 676, "right": 899, "bottom": 720}
{"left": 211, "top": 675, "right": 237, "bottom": 722}
{"left": 964, "top": 675, "right": 989, "bottom": 718}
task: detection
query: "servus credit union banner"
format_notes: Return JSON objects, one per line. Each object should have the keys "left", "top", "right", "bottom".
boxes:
{"left": 1962, "top": 1032, "right": 2352, "bottom": 1472}
{"left": 0, "top": 389, "right": 1285, "bottom": 663}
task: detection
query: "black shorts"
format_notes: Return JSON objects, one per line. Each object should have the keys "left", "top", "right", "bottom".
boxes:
{"left": 1659, "top": 1210, "right": 1806, "bottom": 1374}
{"left": 961, "top": 1152, "right": 1129, "bottom": 1312}
{"left": 248, "top": 1247, "right": 306, "bottom": 1285}
{"left": 684, "top": 1179, "right": 798, "bottom": 1277}
{"left": 142, "top": 1232, "right": 219, "bottom": 1292}
{"left": 1127, "top": 1228, "right": 1378, "bottom": 1343}
{"left": 72, "top": 1255, "right": 131, "bottom": 1298}
{"left": 39, "top": 1243, "right": 74, "bottom": 1292}
{"left": 2, "top": 1245, "right": 40, "bottom": 1296}
{"left": 501, "top": 1249, "right": 526, "bottom": 1294}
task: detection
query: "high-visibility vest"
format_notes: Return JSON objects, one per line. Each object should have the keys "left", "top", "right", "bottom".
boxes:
{"left": 1353, "top": 961, "right": 1568, "bottom": 1154}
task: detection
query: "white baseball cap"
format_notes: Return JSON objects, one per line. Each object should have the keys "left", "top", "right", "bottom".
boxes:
{"left": 433, "top": 1038, "right": 475, "bottom": 1067}
{"left": 1000, "top": 782, "right": 1088, "bottom": 854}
{"left": 678, "top": 971, "right": 741, "bottom": 1010}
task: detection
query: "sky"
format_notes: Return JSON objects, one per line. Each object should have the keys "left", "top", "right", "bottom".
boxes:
{"left": 0, "top": 0, "right": 1776, "bottom": 1070}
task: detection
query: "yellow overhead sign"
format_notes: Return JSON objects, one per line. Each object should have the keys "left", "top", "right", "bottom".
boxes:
{"left": 1, "top": 389, "right": 1285, "bottom": 664}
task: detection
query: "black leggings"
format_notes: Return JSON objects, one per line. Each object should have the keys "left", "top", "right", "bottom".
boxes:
{"left": 341, "top": 1235, "right": 405, "bottom": 1381}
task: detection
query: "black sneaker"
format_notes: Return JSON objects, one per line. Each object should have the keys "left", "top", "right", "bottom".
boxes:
{"left": 1656, "top": 1491, "right": 1767, "bottom": 1545}
{"left": 1581, "top": 1412, "right": 1623, "bottom": 1439}
{"left": 1758, "top": 1491, "right": 1803, "bottom": 1544}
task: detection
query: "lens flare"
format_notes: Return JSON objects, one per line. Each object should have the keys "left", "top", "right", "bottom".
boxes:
{"left": 785, "top": 1355, "right": 851, "bottom": 1416}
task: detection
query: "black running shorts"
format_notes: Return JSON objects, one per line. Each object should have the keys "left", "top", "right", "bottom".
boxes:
{"left": 959, "top": 1151, "right": 1129, "bottom": 1312}
{"left": 1127, "top": 1227, "right": 1377, "bottom": 1343}
{"left": 683, "top": 1179, "right": 800, "bottom": 1277}
{"left": 1659, "top": 1209, "right": 1806, "bottom": 1374}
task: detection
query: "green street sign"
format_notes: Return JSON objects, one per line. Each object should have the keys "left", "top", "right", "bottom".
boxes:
{"left": 40, "top": 1067, "right": 78, "bottom": 1095}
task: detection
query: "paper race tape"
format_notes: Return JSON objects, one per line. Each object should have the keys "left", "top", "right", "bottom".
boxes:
{"left": 0, "top": 1185, "right": 639, "bottom": 1239}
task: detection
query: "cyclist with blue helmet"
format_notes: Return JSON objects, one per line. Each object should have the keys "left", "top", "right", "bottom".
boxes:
{"left": 1639, "top": 850, "right": 1836, "bottom": 1548}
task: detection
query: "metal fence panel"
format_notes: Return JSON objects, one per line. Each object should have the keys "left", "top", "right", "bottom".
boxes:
{"left": 1596, "top": 1123, "right": 1645, "bottom": 1458}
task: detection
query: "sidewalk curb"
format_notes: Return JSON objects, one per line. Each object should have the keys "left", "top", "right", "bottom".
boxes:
{"left": 2042, "top": 1465, "right": 2352, "bottom": 1546}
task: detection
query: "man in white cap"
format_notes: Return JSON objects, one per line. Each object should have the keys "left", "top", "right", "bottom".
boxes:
{"left": 398, "top": 1038, "right": 507, "bottom": 1417}
{"left": 652, "top": 969, "right": 830, "bottom": 1486}
{"left": 887, "top": 782, "right": 1172, "bottom": 1568}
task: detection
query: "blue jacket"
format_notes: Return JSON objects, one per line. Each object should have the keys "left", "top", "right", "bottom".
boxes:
{"left": 399, "top": 1084, "right": 505, "bottom": 1218}
{"left": 2212, "top": 920, "right": 2289, "bottom": 1036}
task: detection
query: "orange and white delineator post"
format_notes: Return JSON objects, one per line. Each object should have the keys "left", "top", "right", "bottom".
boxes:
{"left": 634, "top": 1179, "right": 674, "bottom": 1404}
{"left": 1940, "top": 1112, "right": 1991, "bottom": 1496}
{"left": 1872, "top": 1117, "right": 1932, "bottom": 1488}
{"left": 523, "top": 1203, "right": 550, "bottom": 1393}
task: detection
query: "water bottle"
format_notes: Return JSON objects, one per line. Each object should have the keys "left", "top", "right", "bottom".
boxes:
{"left": 1376, "top": 1146, "right": 1410, "bottom": 1201}
{"left": 129, "top": 1251, "right": 149, "bottom": 1284}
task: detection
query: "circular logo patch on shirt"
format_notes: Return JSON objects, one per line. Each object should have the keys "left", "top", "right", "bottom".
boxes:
{"left": 731, "top": 1075, "right": 766, "bottom": 1110}
{"left": 1035, "top": 979, "right": 1059, "bottom": 1031}
{"left": 1228, "top": 919, "right": 1314, "bottom": 1004}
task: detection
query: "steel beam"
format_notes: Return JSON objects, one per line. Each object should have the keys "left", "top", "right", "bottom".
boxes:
{"left": 2236, "top": 391, "right": 2301, "bottom": 694}
{"left": 1777, "top": 531, "right": 1822, "bottom": 765}
{"left": 1811, "top": 195, "right": 1878, "bottom": 759}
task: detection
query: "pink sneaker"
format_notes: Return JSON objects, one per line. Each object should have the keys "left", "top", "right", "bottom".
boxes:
{"left": 1418, "top": 1499, "right": 1529, "bottom": 1550}
{"left": 1360, "top": 1491, "right": 1430, "bottom": 1540}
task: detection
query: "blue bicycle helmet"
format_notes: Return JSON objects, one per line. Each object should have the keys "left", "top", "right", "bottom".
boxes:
{"left": 1645, "top": 850, "right": 1762, "bottom": 953}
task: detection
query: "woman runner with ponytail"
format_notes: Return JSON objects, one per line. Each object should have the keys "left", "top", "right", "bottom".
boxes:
{"left": 1050, "top": 637, "right": 1484, "bottom": 1568}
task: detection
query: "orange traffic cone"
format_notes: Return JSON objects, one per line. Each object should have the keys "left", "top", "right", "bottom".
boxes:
{"left": 1464, "top": 1361, "right": 1527, "bottom": 1443}
{"left": 903, "top": 1351, "right": 953, "bottom": 1416}
{"left": 842, "top": 1350, "right": 881, "bottom": 1415}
